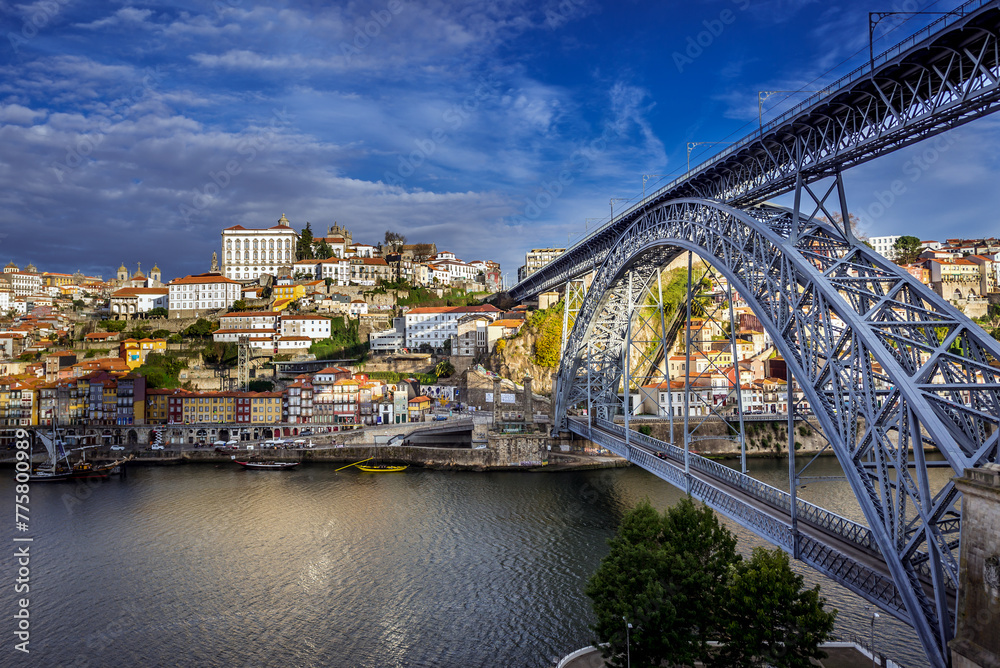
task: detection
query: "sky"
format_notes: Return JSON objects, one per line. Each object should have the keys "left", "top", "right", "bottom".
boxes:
{"left": 2, "top": 0, "right": 999, "bottom": 286}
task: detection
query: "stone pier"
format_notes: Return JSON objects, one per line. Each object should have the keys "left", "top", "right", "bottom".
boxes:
{"left": 950, "top": 463, "right": 1000, "bottom": 668}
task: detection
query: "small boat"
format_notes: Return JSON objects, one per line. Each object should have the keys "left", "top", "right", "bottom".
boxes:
{"left": 29, "top": 428, "right": 132, "bottom": 482}
{"left": 356, "top": 463, "right": 408, "bottom": 472}
{"left": 235, "top": 458, "right": 300, "bottom": 470}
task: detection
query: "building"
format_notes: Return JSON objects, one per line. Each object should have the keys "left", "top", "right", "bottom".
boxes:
{"left": 109, "top": 287, "right": 169, "bottom": 319}
{"left": 120, "top": 338, "right": 167, "bottom": 370}
{"left": 404, "top": 304, "right": 503, "bottom": 351}
{"left": 518, "top": 248, "right": 565, "bottom": 281}
{"left": 280, "top": 314, "right": 331, "bottom": 340}
{"left": 8, "top": 271, "right": 42, "bottom": 297}
{"left": 168, "top": 273, "right": 243, "bottom": 318}
{"left": 221, "top": 213, "right": 300, "bottom": 281}
{"left": 869, "top": 235, "right": 901, "bottom": 261}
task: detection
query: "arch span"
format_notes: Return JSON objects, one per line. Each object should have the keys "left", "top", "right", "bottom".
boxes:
{"left": 554, "top": 198, "right": 1000, "bottom": 667}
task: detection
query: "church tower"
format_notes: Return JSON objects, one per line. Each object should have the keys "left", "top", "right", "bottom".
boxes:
{"left": 117, "top": 262, "right": 128, "bottom": 282}
{"left": 150, "top": 263, "right": 161, "bottom": 286}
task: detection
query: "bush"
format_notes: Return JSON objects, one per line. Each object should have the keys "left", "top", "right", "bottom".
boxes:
{"left": 638, "top": 425, "right": 652, "bottom": 436}
{"left": 99, "top": 320, "right": 127, "bottom": 332}
{"left": 151, "top": 329, "right": 171, "bottom": 339}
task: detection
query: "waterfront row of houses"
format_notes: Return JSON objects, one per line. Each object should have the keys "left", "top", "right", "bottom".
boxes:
{"left": 0, "top": 366, "right": 448, "bottom": 429}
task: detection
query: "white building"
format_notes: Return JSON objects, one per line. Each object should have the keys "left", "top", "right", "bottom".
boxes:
{"left": 347, "top": 300, "right": 368, "bottom": 317}
{"left": 110, "top": 287, "right": 169, "bottom": 318}
{"left": 168, "top": 273, "right": 242, "bottom": 318}
{"left": 869, "top": 235, "right": 901, "bottom": 261}
{"left": 280, "top": 314, "right": 331, "bottom": 340}
{"left": 369, "top": 318, "right": 406, "bottom": 353}
{"left": 8, "top": 272, "right": 42, "bottom": 297}
{"left": 221, "top": 213, "right": 299, "bottom": 281}
{"left": 0, "top": 289, "right": 11, "bottom": 314}
{"left": 404, "top": 304, "right": 502, "bottom": 351}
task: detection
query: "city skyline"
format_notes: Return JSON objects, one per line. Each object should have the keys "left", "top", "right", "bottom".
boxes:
{"left": 3, "top": 0, "right": 1000, "bottom": 282}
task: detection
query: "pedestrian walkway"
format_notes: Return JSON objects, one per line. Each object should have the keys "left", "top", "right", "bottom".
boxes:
{"left": 557, "top": 643, "right": 902, "bottom": 667}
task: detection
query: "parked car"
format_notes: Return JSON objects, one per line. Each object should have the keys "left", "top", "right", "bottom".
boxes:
{"left": 110, "top": 445, "right": 125, "bottom": 451}
{"left": 151, "top": 445, "right": 164, "bottom": 450}
{"left": 434, "top": 415, "right": 447, "bottom": 421}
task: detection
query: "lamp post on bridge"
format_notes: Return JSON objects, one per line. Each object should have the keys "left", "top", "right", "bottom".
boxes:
{"left": 757, "top": 90, "right": 829, "bottom": 130}
{"left": 610, "top": 198, "right": 629, "bottom": 222}
{"left": 642, "top": 173, "right": 682, "bottom": 199}
{"left": 686, "top": 141, "right": 728, "bottom": 173}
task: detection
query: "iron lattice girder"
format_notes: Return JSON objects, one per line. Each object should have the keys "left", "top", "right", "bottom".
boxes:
{"left": 555, "top": 198, "right": 999, "bottom": 668}
{"left": 510, "top": 0, "right": 1000, "bottom": 302}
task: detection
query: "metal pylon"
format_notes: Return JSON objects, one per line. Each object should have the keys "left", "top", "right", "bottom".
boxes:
{"left": 237, "top": 335, "right": 250, "bottom": 391}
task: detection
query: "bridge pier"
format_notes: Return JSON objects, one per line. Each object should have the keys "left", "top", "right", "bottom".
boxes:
{"left": 951, "top": 464, "right": 1000, "bottom": 668}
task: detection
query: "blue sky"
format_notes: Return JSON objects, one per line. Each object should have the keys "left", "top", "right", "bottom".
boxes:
{"left": 2, "top": 0, "right": 998, "bottom": 284}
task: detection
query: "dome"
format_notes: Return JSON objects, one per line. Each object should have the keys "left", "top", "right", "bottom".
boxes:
{"left": 277, "top": 213, "right": 290, "bottom": 227}
{"left": 118, "top": 261, "right": 127, "bottom": 272}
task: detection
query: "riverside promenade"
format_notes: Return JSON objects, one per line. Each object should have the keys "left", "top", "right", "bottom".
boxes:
{"left": 556, "top": 643, "right": 907, "bottom": 668}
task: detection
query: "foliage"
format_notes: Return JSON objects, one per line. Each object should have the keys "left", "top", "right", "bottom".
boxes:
{"left": 247, "top": 379, "right": 274, "bottom": 392}
{"left": 182, "top": 318, "right": 218, "bottom": 338}
{"left": 717, "top": 548, "right": 835, "bottom": 667}
{"left": 203, "top": 341, "right": 238, "bottom": 367}
{"left": 147, "top": 307, "right": 168, "bottom": 318}
{"left": 494, "top": 339, "right": 506, "bottom": 354}
{"left": 297, "top": 222, "right": 315, "bottom": 260}
{"left": 167, "top": 333, "right": 182, "bottom": 344}
{"left": 638, "top": 425, "right": 652, "bottom": 436}
{"left": 135, "top": 352, "right": 188, "bottom": 389}
{"left": 151, "top": 329, "right": 171, "bottom": 339}
{"left": 893, "top": 235, "right": 923, "bottom": 264}
{"left": 435, "top": 360, "right": 455, "bottom": 378}
{"left": 366, "top": 370, "right": 438, "bottom": 385}
{"left": 315, "top": 240, "right": 333, "bottom": 259}
{"left": 72, "top": 299, "right": 85, "bottom": 310}
{"left": 396, "top": 286, "right": 481, "bottom": 308}
{"left": 126, "top": 325, "right": 152, "bottom": 340}
{"left": 99, "top": 319, "right": 127, "bottom": 332}
{"left": 586, "top": 498, "right": 738, "bottom": 668}
{"left": 309, "top": 316, "right": 367, "bottom": 359}
{"left": 84, "top": 348, "right": 109, "bottom": 359}
{"left": 527, "top": 300, "right": 564, "bottom": 368}
{"left": 230, "top": 299, "right": 248, "bottom": 312}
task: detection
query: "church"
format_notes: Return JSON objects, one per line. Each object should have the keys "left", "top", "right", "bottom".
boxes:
{"left": 116, "top": 262, "right": 162, "bottom": 288}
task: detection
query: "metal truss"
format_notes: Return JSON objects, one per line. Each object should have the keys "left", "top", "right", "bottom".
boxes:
{"left": 510, "top": 0, "right": 1000, "bottom": 302}
{"left": 554, "top": 198, "right": 1000, "bottom": 668}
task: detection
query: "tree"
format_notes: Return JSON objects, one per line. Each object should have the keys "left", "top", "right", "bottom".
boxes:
{"left": 586, "top": 498, "right": 738, "bottom": 668}
{"left": 717, "top": 547, "right": 836, "bottom": 668}
{"left": 99, "top": 319, "right": 127, "bottom": 332}
{"left": 183, "top": 318, "right": 217, "bottom": 338}
{"left": 315, "top": 240, "right": 333, "bottom": 259}
{"left": 297, "top": 222, "right": 315, "bottom": 260}
{"left": 893, "top": 235, "right": 923, "bottom": 264}
{"left": 435, "top": 360, "right": 455, "bottom": 378}
{"left": 147, "top": 307, "right": 168, "bottom": 318}
{"left": 247, "top": 379, "right": 274, "bottom": 392}
{"left": 151, "top": 329, "right": 171, "bottom": 339}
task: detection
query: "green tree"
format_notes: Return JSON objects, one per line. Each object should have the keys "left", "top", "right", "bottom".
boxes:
{"left": 99, "top": 319, "right": 127, "bottom": 332}
{"left": 315, "top": 240, "right": 333, "bottom": 259}
{"left": 893, "top": 235, "right": 923, "bottom": 264}
{"left": 435, "top": 360, "right": 455, "bottom": 378}
{"left": 717, "top": 547, "right": 836, "bottom": 667}
{"left": 151, "top": 329, "right": 171, "bottom": 339}
{"left": 183, "top": 318, "right": 218, "bottom": 338}
{"left": 247, "top": 379, "right": 274, "bottom": 392}
{"left": 297, "top": 222, "right": 315, "bottom": 260}
{"left": 230, "top": 299, "right": 248, "bottom": 312}
{"left": 147, "top": 307, "right": 168, "bottom": 318}
{"left": 586, "top": 498, "right": 738, "bottom": 668}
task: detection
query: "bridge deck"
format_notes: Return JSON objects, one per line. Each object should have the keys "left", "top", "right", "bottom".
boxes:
{"left": 569, "top": 417, "right": 956, "bottom": 625}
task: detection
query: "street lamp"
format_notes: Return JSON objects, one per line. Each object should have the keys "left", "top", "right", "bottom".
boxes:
{"left": 610, "top": 198, "right": 629, "bottom": 222}
{"left": 642, "top": 173, "right": 682, "bottom": 198}
{"left": 623, "top": 616, "right": 632, "bottom": 668}
{"left": 870, "top": 610, "right": 880, "bottom": 668}
{"left": 686, "top": 141, "right": 728, "bottom": 173}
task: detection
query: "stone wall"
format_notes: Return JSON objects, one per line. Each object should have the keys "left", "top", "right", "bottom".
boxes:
{"left": 620, "top": 416, "right": 835, "bottom": 456}
{"left": 951, "top": 464, "right": 1000, "bottom": 668}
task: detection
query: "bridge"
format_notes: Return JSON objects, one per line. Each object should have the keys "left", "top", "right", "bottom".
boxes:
{"left": 509, "top": 3, "right": 1000, "bottom": 667}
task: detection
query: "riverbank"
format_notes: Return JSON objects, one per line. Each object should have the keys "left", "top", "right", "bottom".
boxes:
{"left": 556, "top": 642, "right": 909, "bottom": 668}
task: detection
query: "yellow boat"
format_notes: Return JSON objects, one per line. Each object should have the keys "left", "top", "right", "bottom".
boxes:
{"left": 356, "top": 463, "right": 408, "bottom": 472}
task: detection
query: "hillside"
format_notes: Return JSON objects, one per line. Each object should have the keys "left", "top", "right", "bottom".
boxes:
{"left": 484, "top": 302, "right": 564, "bottom": 396}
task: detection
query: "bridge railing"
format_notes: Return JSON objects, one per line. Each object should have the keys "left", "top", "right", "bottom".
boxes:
{"left": 586, "top": 418, "right": 878, "bottom": 553}
{"left": 577, "top": 419, "right": 907, "bottom": 618}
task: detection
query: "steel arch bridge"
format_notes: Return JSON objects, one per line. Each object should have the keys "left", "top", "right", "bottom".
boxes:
{"left": 550, "top": 197, "right": 1000, "bottom": 666}
{"left": 505, "top": 4, "right": 1000, "bottom": 665}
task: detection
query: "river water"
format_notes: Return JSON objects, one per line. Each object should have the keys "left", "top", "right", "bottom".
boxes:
{"left": 2, "top": 457, "right": 940, "bottom": 667}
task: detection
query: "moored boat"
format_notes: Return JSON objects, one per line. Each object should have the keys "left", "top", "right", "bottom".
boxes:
{"left": 356, "top": 463, "right": 408, "bottom": 472}
{"left": 235, "top": 459, "right": 300, "bottom": 470}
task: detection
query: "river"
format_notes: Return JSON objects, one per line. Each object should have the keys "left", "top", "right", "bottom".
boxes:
{"left": 2, "top": 456, "right": 939, "bottom": 667}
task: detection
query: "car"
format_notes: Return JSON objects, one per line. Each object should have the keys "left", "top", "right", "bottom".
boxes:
{"left": 654, "top": 451, "right": 667, "bottom": 460}
{"left": 434, "top": 415, "right": 447, "bottom": 421}
{"left": 151, "top": 445, "right": 164, "bottom": 450}
{"left": 110, "top": 445, "right": 125, "bottom": 451}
